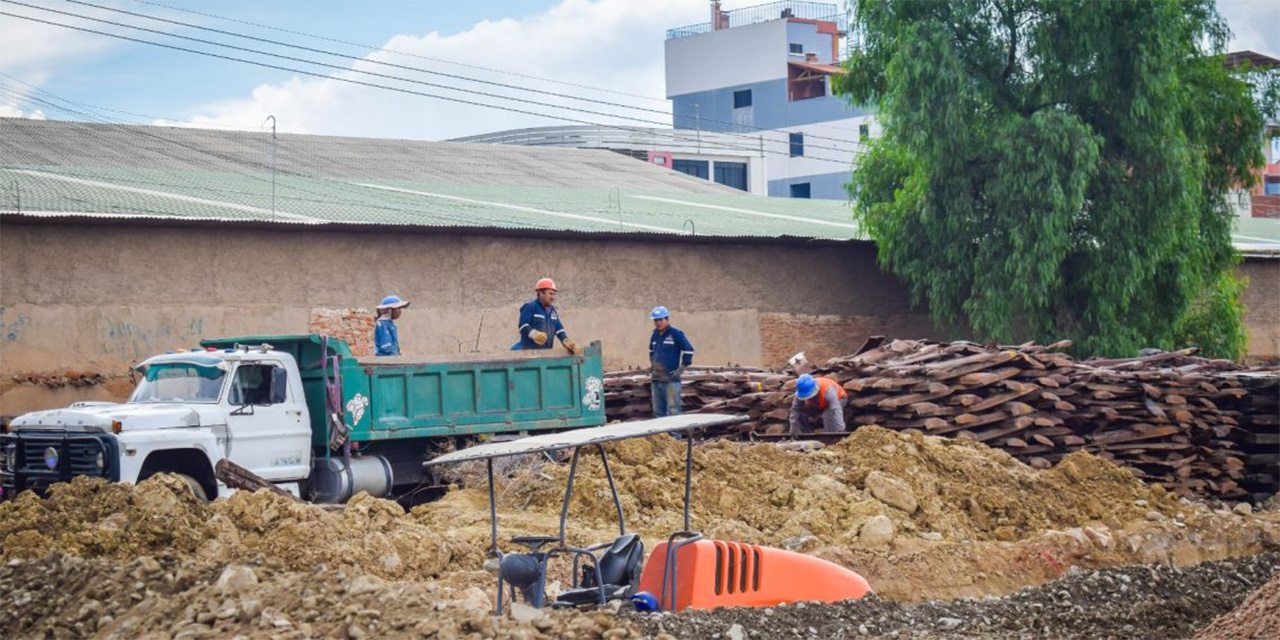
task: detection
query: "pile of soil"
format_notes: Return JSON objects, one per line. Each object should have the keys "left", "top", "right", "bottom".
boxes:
{"left": 507, "top": 427, "right": 1240, "bottom": 545}
{"left": 626, "top": 553, "right": 1280, "bottom": 639}
{"left": 1195, "top": 571, "right": 1280, "bottom": 639}
{"left": 0, "top": 553, "right": 638, "bottom": 639}
{"left": 3, "top": 429, "right": 1277, "bottom": 603}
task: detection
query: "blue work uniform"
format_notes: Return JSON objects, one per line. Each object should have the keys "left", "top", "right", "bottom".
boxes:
{"left": 374, "top": 317, "right": 400, "bottom": 356}
{"left": 650, "top": 326, "right": 694, "bottom": 417}
{"left": 515, "top": 299, "right": 567, "bottom": 350}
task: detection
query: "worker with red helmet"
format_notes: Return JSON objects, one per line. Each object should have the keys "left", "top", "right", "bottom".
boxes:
{"left": 516, "top": 278, "right": 580, "bottom": 354}
{"left": 789, "top": 373, "right": 848, "bottom": 435}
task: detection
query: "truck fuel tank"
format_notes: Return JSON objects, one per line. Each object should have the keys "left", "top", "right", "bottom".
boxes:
{"left": 310, "top": 455, "right": 393, "bottom": 503}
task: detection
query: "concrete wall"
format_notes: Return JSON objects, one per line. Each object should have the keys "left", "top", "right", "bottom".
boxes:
{"left": 0, "top": 220, "right": 935, "bottom": 413}
{"left": 665, "top": 19, "right": 788, "bottom": 97}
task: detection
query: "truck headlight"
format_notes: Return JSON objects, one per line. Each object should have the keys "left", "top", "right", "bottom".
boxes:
{"left": 96, "top": 451, "right": 105, "bottom": 471}
{"left": 43, "top": 447, "right": 59, "bottom": 470}
{"left": 2, "top": 446, "right": 14, "bottom": 470}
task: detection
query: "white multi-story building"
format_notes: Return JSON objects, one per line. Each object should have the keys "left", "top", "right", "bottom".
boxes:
{"left": 665, "top": 1, "right": 870, "bottom": 199}
{"left": 455, "top": 1, "right": 870, "bottom": 200}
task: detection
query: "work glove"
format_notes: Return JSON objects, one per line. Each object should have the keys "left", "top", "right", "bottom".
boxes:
{"left": 529, "top": 330, "right": 549, "bottom": 346}
{"left": 563, "top": 339, "right": 580, "bottom": 355}
{"left": 670, "top": 367, "right": 684, "bottom": 379}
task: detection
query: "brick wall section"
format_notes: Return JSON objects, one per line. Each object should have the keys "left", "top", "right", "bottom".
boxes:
{"left": 1252, "top": 194, "right": 1280, "bottom": 218}
{"left": 307, "top": 308, "right": 375, "bottom": 357}
{"left": 759, "top": 312, "right": 942, "bottom": 368}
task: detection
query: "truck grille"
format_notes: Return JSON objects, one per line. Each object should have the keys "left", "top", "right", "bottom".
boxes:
{"left": 1, "top": 432, "right": 120, "bottom": 499}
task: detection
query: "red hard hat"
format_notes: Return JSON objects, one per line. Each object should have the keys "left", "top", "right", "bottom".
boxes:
{"left": 534, "top": 277, "right": 558, "bottom": 292}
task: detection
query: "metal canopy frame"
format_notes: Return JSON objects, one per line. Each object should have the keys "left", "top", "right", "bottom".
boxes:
{"left": 427, "top": 414, "right": 747, "bottom": 614}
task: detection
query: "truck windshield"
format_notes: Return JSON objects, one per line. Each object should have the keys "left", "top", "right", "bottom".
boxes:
{"left": 130, "top": 363, "right": 226, "bottom": 403}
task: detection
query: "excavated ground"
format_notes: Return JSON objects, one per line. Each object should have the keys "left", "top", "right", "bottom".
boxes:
{"left": 1, "top": 427, "right": 1277, "bottom": 638}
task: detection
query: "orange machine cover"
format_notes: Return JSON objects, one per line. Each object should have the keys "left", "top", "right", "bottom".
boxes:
{"left": 637, "top": 539, "right": 871, "bottom": 611}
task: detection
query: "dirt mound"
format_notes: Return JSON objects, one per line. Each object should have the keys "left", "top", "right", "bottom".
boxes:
{"left": 504, "top": 427, "right": 1185, "bottom": 546}
{"left": 0, "top": 553, "right": 640, "bottom": 639}
{"left": 0, "top": 475, "right": 467, "bottom": 579}
{"left": 626, "top": 553, "right": 1280, "bottom": 639}
{"left": 1195, "top": 570, "right": 1280, "bottom": 639}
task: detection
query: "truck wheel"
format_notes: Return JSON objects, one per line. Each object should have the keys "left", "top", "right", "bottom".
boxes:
{"left": 174, "top": 473, "right": 209, "bottom": 502}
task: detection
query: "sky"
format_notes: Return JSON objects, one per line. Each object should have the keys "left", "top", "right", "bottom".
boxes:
{"left": 1, "top": 0, "right": 1278, "bottom": 140}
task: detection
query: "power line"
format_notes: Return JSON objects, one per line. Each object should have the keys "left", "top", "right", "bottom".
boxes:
{"left": 132, "top": 0, "right": 671, "bottom": 104}
{"left": 0, "top": 8, "right": 865, "bottom": 166}
{"left": 18, "top": 0, "right": 868, "bottom": 155}
{"left": 70, "top": 0, "right": 871, "bottom": 148}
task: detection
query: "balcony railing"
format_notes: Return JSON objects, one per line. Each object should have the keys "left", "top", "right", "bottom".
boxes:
{"left": 666, "top": 1, "right": 846, "bottom": 40}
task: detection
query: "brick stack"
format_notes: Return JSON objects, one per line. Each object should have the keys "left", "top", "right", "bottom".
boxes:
{"left": 307, "top": 308, "right": 376, "bottom": 356}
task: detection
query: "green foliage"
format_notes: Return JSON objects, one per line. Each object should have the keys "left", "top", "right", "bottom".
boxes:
{"left": 837, "top": 0, "right": 1276, "bottom": 358}
{"left": 1174, "top": 269, "right": 1248, "bottom": 359}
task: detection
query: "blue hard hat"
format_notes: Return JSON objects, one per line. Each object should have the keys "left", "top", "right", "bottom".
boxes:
{"left": 629, "top": 591, "right": 659, "bottom": 612}
{"left": 796, "top": 374, "right": 818, "bottom": 400}
{"left": 650, "top": 306, "right": 670, "bottom": 320}
{"left": 377, "top": 295, "right": 410, "bottom": 310}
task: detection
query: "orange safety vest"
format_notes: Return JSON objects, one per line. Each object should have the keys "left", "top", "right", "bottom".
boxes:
{"left": 808, "top": 377, "right": 847, "bottom": 409}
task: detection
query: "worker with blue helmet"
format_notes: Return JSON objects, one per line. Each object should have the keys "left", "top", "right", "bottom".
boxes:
{"left": 649, "top": 305, "right": 694, "bottom": 417}
{"left": 374, "top": 295, "right": 409, "bottom": 356}
{"left": 790, "top": 373, "right": 848, "bottom": 434}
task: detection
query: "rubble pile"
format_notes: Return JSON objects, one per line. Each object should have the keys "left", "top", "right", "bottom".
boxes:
{"left": 604, "top": 339, "right": 1280, "bottom": 500}
{"left": 626, "top": 553, "right": 1280, "bottom": 640}
{"left": 1195, "top": 569, "right": 1280, "bottom": 639}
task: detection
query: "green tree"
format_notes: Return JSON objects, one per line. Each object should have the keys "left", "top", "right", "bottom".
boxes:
{"left": 838, "top": 0, "right": 1276, "bottom": 358}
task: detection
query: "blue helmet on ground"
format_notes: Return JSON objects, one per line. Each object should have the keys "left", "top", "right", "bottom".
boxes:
{"left": 650, "top": 306, "right": 670, "bottom": 320}
{"left": 377, "top": 295, "right": 410, "bottom": 310}
{"left": 796, "top": 373, "right": 818, "bottom": 400}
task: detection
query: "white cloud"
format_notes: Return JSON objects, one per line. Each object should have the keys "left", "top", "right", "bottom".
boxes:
{"left": 164, "top": 0, "right": 713, "bottom": 140}
{"left": 0, "top": 0, "right": 128, "bottom": 117}
{"left": 1218, "top": 0, "right": 1280, "bottom": 55}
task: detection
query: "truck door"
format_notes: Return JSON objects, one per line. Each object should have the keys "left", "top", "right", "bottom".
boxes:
{"left": 226, "top": 362, "right": 310, "bottom": 481}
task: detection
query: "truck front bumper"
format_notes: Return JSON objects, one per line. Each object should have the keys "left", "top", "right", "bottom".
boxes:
{"left": 1, "top": 431, "right": 121, "bottom": 500}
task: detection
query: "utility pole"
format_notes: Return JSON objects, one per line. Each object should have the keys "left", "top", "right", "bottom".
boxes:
{"left": 262, "top": 115, "right": 277, "bottom": 219}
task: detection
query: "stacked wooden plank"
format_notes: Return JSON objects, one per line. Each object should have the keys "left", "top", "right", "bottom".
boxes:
{"left": 603, "top": 340, "right": 1279, "bottom": 500}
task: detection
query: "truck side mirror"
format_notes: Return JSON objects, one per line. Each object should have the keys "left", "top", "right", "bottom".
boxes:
{"left": 270, "top": 367, "right": 288, "bottom": 404}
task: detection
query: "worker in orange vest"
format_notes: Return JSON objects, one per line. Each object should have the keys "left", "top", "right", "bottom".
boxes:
{"left": 789, "top": 373, "right": 849, "bottom": 435}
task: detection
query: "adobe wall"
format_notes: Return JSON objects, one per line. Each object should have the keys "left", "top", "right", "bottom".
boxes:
{"left": 0, "top": 220, "right": 935, "bottom": 413}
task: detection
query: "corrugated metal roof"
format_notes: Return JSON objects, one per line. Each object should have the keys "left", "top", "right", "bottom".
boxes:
{"left": 0, "top": 117, "right": 867, "bottom": 240}
{"left": 2, "top": 118, "right": 1277, "bottom": 252}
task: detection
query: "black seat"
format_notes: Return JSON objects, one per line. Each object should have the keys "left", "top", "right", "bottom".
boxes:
{"left": 553, "top": 534, "right": 644, "bottom": 606}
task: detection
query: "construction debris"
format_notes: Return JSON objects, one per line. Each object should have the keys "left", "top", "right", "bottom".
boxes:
{"left": 604, "top": 339, "right": 1280, "bottom": 501}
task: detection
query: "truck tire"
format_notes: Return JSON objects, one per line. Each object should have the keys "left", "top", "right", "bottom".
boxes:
{"left": 174, "top": 473, "right": 209, "bottom": 502}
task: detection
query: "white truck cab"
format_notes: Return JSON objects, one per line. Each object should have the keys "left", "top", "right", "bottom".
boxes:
{"left": 1, "top": 345, "right": 312, "bottom": 500}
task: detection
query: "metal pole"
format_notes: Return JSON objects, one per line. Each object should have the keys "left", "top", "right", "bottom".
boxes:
{"left": 262, "top": 115, "right": 277, "bottom": 219}
{"left": 559, "top": 447, "right": 583, "bottom": 544}
{"left": 487, "top": 458, "right": 498, "bottom": 554}
{"left": 683, "top": 435, "right": 694, "bottom": 532}
{"left": 598, "top": 444, "right": 625, "bottom": 536}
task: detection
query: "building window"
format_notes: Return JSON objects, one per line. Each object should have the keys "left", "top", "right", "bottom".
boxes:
{"left": 789, "top": 43, "right": 803, "bottom": 54}
{"left": 859, "top": 123, "right": 870, "bottom": 142}
{"left": 790, "top": 183, "right": 811, "bottom": 199}
{"left": 672, "top": 159, "right": 709, "bottom": 180}
{"left": 789, "top": 132, "right": 804, "bottom": 157}
{"left": 733, "top": 89, "right": 752, "bottom": 109}
{"left": 714, "top": 162, "right": 748, "bottom": 191}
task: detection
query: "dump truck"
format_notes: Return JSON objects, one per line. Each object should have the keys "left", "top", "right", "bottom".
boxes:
{"left": 0, "top": 335, "right": 606, "bottom": 502}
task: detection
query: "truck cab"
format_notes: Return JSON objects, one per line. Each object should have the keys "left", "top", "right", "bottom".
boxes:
{"left": 1, "top": 344, "right": 312, "bottom": 500}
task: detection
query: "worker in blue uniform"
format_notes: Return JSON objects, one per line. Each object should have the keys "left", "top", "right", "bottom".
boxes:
{"left": 515, "top": 278, "right": 580, "bottom": 353}
{"left": 374, "top": 295, "right": 409, "bottom": 356}
{"left": 648, "top": 306, "right": 694, "bottom": 417}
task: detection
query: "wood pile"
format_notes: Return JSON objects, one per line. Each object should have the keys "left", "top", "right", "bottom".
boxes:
{"left": 604, "top": 339, "right": 1280, "bottom": 501}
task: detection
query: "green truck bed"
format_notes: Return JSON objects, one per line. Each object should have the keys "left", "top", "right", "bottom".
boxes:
{"left": 199, "top": 335, "right": 607, "bottom": 448}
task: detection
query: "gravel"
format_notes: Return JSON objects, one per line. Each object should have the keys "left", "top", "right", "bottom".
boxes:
{"left": 626, "top": 553, "right": 1280, "bottom": 639}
